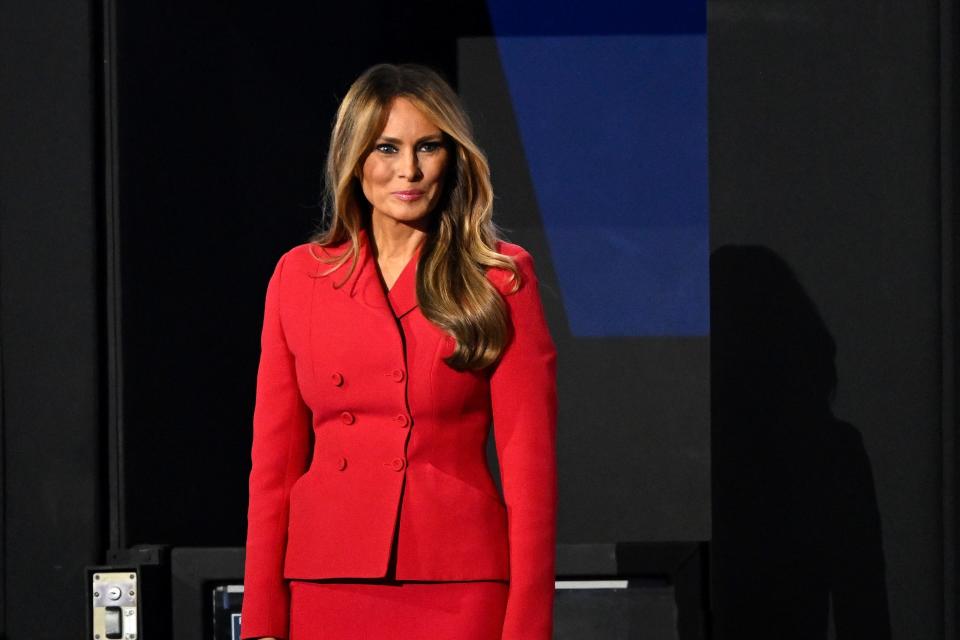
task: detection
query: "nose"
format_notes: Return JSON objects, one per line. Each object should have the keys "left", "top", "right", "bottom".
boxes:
{"left": 398, "top": 148, "right": 422, "bottom": 181}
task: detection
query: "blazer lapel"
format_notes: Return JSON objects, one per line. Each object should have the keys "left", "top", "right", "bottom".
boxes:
{"left": 316, "top": 227, "right": 420, "bottom": 320}
{"left": 386, "top": 240, "right": 421, "bottom": 320}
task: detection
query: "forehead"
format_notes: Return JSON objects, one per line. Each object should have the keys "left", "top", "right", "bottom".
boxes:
{"left": 379, "top": 96, "right": 441, "bottom": 137}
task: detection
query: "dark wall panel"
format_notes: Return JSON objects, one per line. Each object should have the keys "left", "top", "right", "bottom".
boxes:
{"left": 709, "top": 0, "right": 943, "bottom": 637}
{"left": 0, "top": 0, "right": 103, "bottom": 637}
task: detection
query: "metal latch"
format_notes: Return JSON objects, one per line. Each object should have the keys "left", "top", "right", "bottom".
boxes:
{"left": 91, "top": 572, "right": 137, "bottom": 640}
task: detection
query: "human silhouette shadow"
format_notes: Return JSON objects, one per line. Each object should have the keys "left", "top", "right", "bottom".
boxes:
{"left": 710, "top": 245, "right": 891, "bottom": 639}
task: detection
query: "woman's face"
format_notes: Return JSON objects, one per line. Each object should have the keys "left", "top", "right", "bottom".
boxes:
{"left": 361, "top": 96, "right": 450, "bottom": 231}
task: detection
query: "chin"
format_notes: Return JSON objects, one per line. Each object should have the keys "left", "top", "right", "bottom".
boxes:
{"left": 383, "top": 204, "right": 435, "bottom": 224}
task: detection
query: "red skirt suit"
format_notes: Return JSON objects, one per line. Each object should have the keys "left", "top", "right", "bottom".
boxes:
{"left": 240, "top": 227, "right": 558, "bottom": 640}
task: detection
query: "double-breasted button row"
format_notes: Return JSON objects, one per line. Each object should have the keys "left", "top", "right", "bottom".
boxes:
{"left": 333, "top": 456, "right": 405, "bottom": 472}
{"left": 335, "top": 369, "right": 405, "bottom": 385}
{"left": 338, "top": 411, "right": 410, "bottom": 428}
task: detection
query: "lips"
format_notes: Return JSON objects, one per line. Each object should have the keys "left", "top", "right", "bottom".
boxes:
{"left": 392, "top": 190, "right": 425, "bottom": 201}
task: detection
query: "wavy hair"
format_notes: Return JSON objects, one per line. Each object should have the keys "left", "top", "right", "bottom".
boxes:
{"left": 308, "top": 63, "right": 521, "bottom": 371}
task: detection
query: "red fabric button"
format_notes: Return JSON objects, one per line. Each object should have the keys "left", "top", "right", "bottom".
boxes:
{"left": 390, "top": 458, "right": 406, "bottom": 472}
{"left": 336, "top": 456, "right": 347, "bottom": 471}
{"left": 395, "top": 414, "right": 410, "bottom": 428}
{"left": 391, "top": 369, "right": 405, "bottom": 382}
{"left": 340, "top": 411, "right": 355, "bottom": 425}
{"left": 331, "top": 372, "right": 344, "bottom": 386}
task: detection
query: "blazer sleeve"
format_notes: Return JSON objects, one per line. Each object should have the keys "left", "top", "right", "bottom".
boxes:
{"left": 240, "top": 251, "right": 312, "bottom": 640}
{"left": 489, "top": 248, "right": 559, "bottom": 640}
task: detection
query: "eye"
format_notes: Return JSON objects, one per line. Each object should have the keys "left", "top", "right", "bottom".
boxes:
{"left": 418, "top": 141, "right": 443, "bottom": 153}
{"left": 374, "top": 143, "right": 398, "bottom": 154}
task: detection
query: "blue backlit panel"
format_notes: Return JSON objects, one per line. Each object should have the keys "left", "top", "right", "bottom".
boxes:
{"left": 492, "top": 35, "right": 708, "bottom": 336}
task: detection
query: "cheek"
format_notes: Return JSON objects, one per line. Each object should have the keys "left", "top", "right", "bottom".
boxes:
{"left": 428, "top": 154, "right": 451, "bottom": 187}
{"left": 361, "top": 159, "right": 391, "bottom": 200}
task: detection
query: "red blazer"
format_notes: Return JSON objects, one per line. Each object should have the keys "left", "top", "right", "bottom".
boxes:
{"left": 240, "top": 227, "right": 558, "bottom": 639}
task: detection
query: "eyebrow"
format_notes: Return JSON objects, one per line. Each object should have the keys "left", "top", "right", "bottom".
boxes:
{"left": 377, "top": 134, "right": 444, "bottom": 144}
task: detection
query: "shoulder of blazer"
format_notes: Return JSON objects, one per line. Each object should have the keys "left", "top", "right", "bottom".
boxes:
{"left": 487, "top": 239, "right": 537, "bottom": 297}
{"left": 281, "top": 241, "right": 351, "bottom": 277}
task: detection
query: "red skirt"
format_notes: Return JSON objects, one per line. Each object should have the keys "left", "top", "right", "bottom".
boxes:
{"left": 289, "top": 579, "right": 508, "bottom": 640}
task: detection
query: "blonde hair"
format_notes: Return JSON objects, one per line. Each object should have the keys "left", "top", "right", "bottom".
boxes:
{"left": 308, "top": 63, "right": 521, "bottom": 371}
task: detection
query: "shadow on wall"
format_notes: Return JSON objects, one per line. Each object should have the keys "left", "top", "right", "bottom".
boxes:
{"left": 709, "top": 245, "right": 891, "bottom": 640}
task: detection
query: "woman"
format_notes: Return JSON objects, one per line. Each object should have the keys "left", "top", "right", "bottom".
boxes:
{"left": 240, "top": 63, "right": 557, "bottom": 640}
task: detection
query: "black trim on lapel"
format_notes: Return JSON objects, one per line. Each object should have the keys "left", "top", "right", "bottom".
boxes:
{"left": 306, "top": 227, "right": 421, "bottom": 319}
{"left": 386, "top": 240, "right": 421, "bottom": 320}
